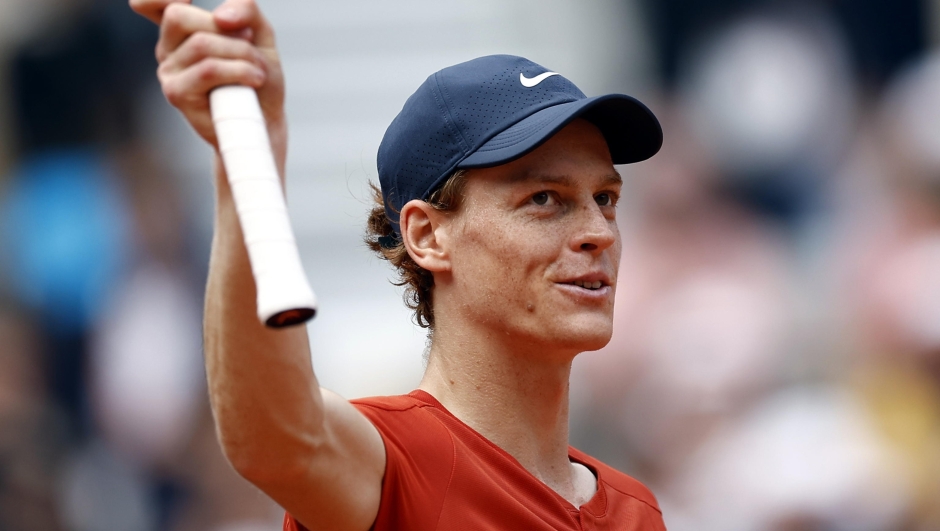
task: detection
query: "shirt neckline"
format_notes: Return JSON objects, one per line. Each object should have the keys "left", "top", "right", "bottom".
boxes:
{"left": 408, "top": 388, "right": 607, "bottom": 517}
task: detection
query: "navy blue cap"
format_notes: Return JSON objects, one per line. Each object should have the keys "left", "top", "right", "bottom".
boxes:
{"left": 377, "top": 54, "right": 662, "bottom": 235}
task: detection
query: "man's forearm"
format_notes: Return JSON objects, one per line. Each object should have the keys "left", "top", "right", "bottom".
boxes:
{"left": 203, "top": 154, "right": 325, "bottom": 480}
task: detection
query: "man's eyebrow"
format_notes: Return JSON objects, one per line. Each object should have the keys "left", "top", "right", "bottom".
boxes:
{"left": 512, "top": 172, "right": 623, "bottom": 186}
{"left": 602, "top": 172, "right": 623, "bottom": 186}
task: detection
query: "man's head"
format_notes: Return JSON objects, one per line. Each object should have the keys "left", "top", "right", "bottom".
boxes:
{"left": 366, "top": 55, "right": 661, "bottom": 347}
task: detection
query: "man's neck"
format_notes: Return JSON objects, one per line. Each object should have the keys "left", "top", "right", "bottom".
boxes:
{"left": 418, "top": 325, "right": 594, "bottom": 505}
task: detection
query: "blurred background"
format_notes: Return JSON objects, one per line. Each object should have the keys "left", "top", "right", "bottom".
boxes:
{"left": 0, "top": 0, "right": 939, "bottom": 529}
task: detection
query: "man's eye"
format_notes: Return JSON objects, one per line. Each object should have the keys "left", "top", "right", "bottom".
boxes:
{"left": 532, "top": 192, "right": 550, "bottom": 205}
{"left": 595, "top": 193, "right": 613, "bottom": 206}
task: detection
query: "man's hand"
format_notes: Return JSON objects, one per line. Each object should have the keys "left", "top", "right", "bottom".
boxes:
{"left": 130, "top": 0, "right": 285, "bottom": 149}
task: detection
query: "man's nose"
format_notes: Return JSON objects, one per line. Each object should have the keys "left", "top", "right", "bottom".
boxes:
{"left": 571, "top": 202, "right": 616, "bottom": 254}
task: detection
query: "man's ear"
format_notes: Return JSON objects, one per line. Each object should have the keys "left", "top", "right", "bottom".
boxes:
{"left": 399, "top": 199, "right": 451, "bottom": 273}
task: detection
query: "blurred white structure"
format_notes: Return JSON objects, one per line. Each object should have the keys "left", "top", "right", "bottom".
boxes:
{"left": 91, "top": 264, "right": 203, "bottom": 466}
{"left": 883, "top": 51, "right": 940, "bottom": 178}
{"left": 680, "top": 11, "right": 854, "bottom": 176}
{"left": 664, "top": 388, "right": 909, "bottom": 531}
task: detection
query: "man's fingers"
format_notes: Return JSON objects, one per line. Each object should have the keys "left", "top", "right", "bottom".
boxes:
{"left": 139, "top": 0, "right": 285, "bottom": 146}
{"left": 129, "top": 0, "right": 191, "bottom": 25}
{"left": 213, "top": 0, "right": 276, "bottom": 48}
{"left": 162, "top": 32, "right": 266, "bottom": 75}
{"left": 156, "top": 3, "right": 217, "bottom": 63}
{"left": 161, "top": 58, "right": 266, "bottom": 108}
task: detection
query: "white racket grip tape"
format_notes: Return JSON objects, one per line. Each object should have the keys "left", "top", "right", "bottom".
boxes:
{"left": 210, "top": 85, "right": 317, "bottom": 327}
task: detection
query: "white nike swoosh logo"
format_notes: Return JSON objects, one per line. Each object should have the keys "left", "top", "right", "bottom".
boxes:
{"left": 520, "top": 71, "right": 559, "bottom": 88}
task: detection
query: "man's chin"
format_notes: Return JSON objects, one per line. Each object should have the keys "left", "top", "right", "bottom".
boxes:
{"left": 541, "top": 316, "right": 614, "bottom": 354}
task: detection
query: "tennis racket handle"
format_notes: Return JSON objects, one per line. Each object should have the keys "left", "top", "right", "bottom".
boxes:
{"left": 209, "top": 85, "right": 317, "bottom": 327}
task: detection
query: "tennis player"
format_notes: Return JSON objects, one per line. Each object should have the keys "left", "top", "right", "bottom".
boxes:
{"left": 130, "top": 0, "right": 666, "bottom": 529}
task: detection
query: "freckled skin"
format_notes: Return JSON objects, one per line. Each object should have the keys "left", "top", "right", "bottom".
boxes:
{"left": 439, "top": 119, "right": 622, "bottom": 360}
{"left": 396, "top": 118, "right": 623, "bottom": 505}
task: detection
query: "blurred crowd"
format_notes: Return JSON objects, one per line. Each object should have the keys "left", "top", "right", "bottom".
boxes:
{"left": 0, "top": 0, "right": 939, "bottom": 530}
{"left": 572, "top": 1, "right": 940, "bottom": 529}
{"left": 0, "top": 1, "right": 279, "bottom": 530}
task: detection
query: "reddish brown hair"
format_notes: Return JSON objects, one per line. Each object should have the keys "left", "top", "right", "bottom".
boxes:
{"left": 364, "top": 170, "right": 468, "bottom": 328}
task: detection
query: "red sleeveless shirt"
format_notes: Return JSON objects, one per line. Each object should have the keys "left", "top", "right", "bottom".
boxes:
{"left": 284, "top": 390, "right": 666, "bottom": 531}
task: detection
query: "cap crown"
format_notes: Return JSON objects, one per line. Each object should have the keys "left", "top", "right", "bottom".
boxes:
{"left": 377, "top": 55, "right": 584, "bottom": 227}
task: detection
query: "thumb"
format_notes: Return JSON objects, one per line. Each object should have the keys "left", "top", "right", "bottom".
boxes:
{"left": 130, "top": 0, "right": 192, "bottom": 25}
{"left": 212, "top": 0, "right": 276, "bottom": 47}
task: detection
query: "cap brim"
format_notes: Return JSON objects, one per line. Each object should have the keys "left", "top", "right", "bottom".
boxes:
{"left": 457, "top": 94, "right": 662, "bottom": 169}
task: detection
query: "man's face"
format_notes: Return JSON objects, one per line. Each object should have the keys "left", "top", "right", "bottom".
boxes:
{"left": 444, "top": 119, "right": 622, "bottom": 357}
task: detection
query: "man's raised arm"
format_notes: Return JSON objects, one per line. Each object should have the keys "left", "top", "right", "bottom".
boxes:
{"left": 128, "top": 1, "right": 385, "bottom": 529}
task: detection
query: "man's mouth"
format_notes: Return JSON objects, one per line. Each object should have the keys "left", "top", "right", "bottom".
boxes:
{"left": 571, "top": 280, "right": 604, "bottom": 290}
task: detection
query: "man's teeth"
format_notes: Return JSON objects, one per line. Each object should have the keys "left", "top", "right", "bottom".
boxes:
{"left": 573, "top": 280, "right": 603, "bottom": 289}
